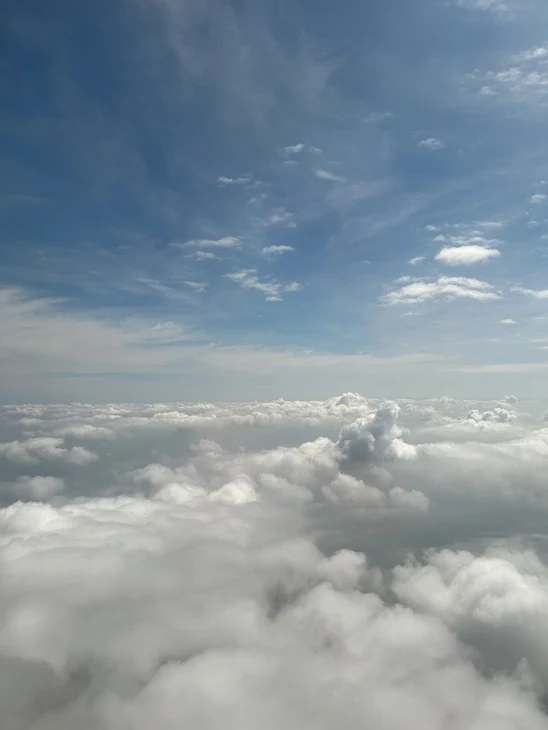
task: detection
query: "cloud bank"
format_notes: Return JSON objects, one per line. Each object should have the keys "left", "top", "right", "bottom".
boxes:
{"left": 1, "top": 394, "right": 548, "bottom": 729}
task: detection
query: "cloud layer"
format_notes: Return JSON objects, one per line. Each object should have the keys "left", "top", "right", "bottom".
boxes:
{"left": 2, "top": 394, "right": 548, "bottom": 728}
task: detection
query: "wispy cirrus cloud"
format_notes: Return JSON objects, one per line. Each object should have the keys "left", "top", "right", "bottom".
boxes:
{"left": 455, "top": 0, "right": 509, "bottom": 15}
{"left": 513, "top": 286, "right": 548, "bottom": 299}
{"left": 217, "top": 175, "right": 253, "bottom": 186}
{"left": 177, "top": 237, "right": 242, "bottom": 249}
{"left": 224, "top": 269, "right": 301, "bottom": 301}
{"left": 315, "top": 169, "right": 345, "bottom": 182}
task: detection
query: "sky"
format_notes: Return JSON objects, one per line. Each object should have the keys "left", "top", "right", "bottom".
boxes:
{"left": 3, "top": 0, "right": 548, "bottom": 401}
{"left": 6, "top": 6, "right": 548, "bottom": 724}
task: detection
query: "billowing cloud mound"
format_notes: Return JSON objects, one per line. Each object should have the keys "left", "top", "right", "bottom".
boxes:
{"left": 338, "top": 400, "right": 417, "bottom": 462}
{"left": 1, "top": 396, "right": 548, "bottom": 729}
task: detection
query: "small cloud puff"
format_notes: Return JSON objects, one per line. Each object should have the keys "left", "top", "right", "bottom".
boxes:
{"left": 417, "top": 137, "right": 445, "bottom": 151}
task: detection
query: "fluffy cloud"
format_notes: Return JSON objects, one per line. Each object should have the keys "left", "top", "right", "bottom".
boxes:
{"left": 0, "top": 437, "right": 97, "bottom": 465}
{"left": 0, "top": 475, "right": 64, "bottom": 502}
{"left": 466, "top": 407, "right": 516, "bottom": 423}
{"left": 338, "top": 401, "right": 417, "bottom": 463}
{"left": 383, "top": 276, "right": 500, "bottom": 305}
{"left": 435, "top": 245, "right": 500, "bottom": 266}
{"left": 2, "top": 396, "right": 548, "bottom": 728}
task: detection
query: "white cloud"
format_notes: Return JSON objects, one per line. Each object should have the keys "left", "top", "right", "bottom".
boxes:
{"left": 179, "top": 237, "right": 241, "bottom": 249}
{"left": 530, "top": 194, "right": 548, "bottom": 205}
{"left": 184, "top": 281, "right": 208, "bottom": 293}
{"left": 502, "top": 394, "right": 518, "bottom": 404}
{"left": 281, "top": 143, "right": 305, "bottom": 156}
{"left": 225, "top": 270, "right": 302, "bottom": 301}
{"left": 0, "top": 437, "right": 97, "bottom": 465}
{"left": 466, "top": 406, "right": 516, "bottom": 423}
{"left": 409, "top": 256, "right": 425, "bottom": 265}
{"left": 262, "top": 245, "right": 295, "bottom": 256}
{"left": 383, "top": 276, "right": 500, "bottom": 305}
{"left": 194, "top": 251, "right": 219, "bottom": 260}
{"left": 53, "top": 424, "right": 116, "bottom": 440}
{"left": 435, "top": 245, "right": 500, "bottom": 266}
{"left": 501, "top": 319, "right": 517, "bottom": 325}
{"left": 456, "top": 0, "right": 508, "bottom": 14}
{"left": 265, "top": 208, "right": 296, "bottom": 228}
{"left": 315, "top": 169, "right": 344, "bottom": 182}
{"left": 433, "top": 234, "right": 501, "bottom": 246}
{"left": 417, "top": 137, "right": 445, "bottom": 151}
{"left": 513, "top": 45, "right": 548, "bottom": 63}
{"left": 513, "top": 287, "right": 548, "bottom": 299}
{"left": 473, "top": 55, "right": 548, "bottom": 102}
{"left": 1, "top": 475, "right": 65, "bottom": 502}
{"left": 338, "top": 401, "right": 417, "bottom": 463}
{"left": 2, "top": 396, "right": 548, "bottom": 728}
{"left": 217, "top": 175, "right": 252, "bottom": 185}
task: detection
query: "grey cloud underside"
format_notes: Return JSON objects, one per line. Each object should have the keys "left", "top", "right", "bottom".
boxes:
{"left": 2, "top": 394, "right": 548, "bottom": 729}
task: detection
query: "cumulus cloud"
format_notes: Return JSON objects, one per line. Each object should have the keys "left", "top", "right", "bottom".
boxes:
{"left": 466, "top": 407, "right": 516, "bottom": 423}
{"left": 0, "top": 475, "right": 65, "bottom": 502}
{"left": 338, "top": 401, "right": 417, "bottom": 463}
{"left": 383, "top": 276, "right": 500, "bottom": 305}
{"left": 0, "top": 437, "right": 97, "bottom": 465}
{"left": 501, "top": 319, "right": 517, "bottom": 325}
{"left": 2, "top": 396, "right": 548, "bottom": 728}
{"left": 435, "top": 245, "right": 500, "bottom": 266}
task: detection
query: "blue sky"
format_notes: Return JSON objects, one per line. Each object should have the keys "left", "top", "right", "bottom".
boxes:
{"left": 2, "top": 0, "right": 548, "bottom": 401}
